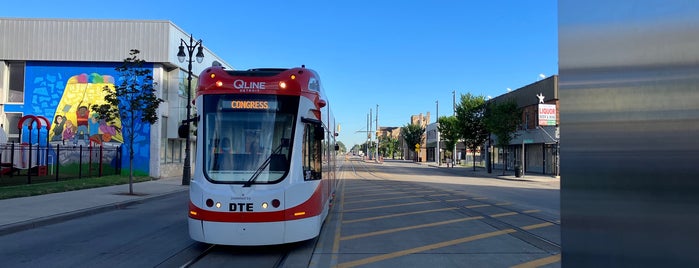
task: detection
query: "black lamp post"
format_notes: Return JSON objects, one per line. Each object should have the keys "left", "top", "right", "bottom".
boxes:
{"left": 177, "top": 34, "right": 204, "bottom": 185}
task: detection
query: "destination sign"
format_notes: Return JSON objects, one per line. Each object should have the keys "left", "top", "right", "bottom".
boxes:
{"left": 222, "top": 100, "right": 278, "bottom": 110}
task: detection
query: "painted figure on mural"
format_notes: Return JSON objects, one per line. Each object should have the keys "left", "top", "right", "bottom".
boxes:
{"left": 98, "top": 118, "right": 118, "bottom": 142}
{"left": 74, "top": 105, "right": 90, "bottom": 143}
{"left": 63, "top": 119, "right": 76, "bottom": 141}
{"left": 51, "top": 115, "right": 65, "bottom": 142}
{"left": 88, "top": 113, "right": 100, "bottom": 142}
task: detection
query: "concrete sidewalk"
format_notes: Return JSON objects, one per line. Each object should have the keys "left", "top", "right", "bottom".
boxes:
{"left": 389, "top": 159, "right": 560, "bottom": 183}
{"left": 0, "top": 176, "right": 188, "bottom": 236}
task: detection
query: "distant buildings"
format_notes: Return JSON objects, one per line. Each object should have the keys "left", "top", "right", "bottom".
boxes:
{"left": 488, "top": 75, "right": 559, "bottom": 176}
{"left": 378, "top": 75, "right": 559, "bottom": 176}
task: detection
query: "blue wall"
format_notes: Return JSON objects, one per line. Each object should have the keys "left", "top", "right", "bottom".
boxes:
{"left": 4, "top": 61, "right": 153, "bottom": 175}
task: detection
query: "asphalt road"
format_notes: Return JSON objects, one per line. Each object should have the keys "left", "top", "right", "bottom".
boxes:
{"left": 0, "top": 159, "right": 560, "bottom": 268}
{"left": 0, "top": 192, "right": 192, "bottom": 267}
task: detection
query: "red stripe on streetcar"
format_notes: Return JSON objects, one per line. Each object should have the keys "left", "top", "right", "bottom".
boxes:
{"left": 189, "top": 182, "right": 326, "bottom": 223}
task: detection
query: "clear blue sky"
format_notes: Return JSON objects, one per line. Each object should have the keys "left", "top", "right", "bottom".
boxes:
{"left": 1, "top": 0, "right": 558, "bottom": 148}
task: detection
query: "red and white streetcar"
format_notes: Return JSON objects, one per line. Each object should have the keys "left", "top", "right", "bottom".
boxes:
{"left": 185, "top": 65, "right": 338, "bottom": 245}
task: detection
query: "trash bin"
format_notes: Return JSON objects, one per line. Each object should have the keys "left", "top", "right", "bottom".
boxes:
{"left": 515, "top": 165, "right": 522, "bottom": 177}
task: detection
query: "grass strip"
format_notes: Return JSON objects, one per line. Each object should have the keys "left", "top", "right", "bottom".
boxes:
{"left": 0, "top": 176, "right": 152, "bottom": 200}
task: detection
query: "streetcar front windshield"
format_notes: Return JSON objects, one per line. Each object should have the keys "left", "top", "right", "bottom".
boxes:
{"left": 203, "top": 95, "right": 297, "bottom": 184}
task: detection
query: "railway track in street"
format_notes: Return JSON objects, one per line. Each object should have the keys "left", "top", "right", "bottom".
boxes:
{"left": 310, "top": 159, "right": 561, "bottom": 268}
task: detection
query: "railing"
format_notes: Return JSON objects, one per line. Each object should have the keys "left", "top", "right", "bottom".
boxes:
{"left": 0, "top": 143, "right": 122, "bottom": 186}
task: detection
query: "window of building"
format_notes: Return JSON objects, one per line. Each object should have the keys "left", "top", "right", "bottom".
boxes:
{"left": 8, "top": 62, "right": 25, "bottom": 103}
{"left": 5, "top": 113, "right": 22, "bottom": 143}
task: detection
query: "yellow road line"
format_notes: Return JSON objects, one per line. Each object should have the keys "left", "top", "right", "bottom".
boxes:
{"left": 521, "top": 222, "right": 554, "bottom": 230}
{"left": 472, "top": 197, "right": 489, "bottom": 200}
{"left": 336, "top": 220, "right": 556, "bottom": 268}
{"left": 490, "top": 212, "right": 519, "bottom": 218}
{"left": 331, "top": 179, "right": 346, "bottom": 264}
{"left": 466, "top": 204, "right": 491, "bottom": 208}
{"left": 343, "top": 207, "right": 458, "bottom": 224}
{"left": 342, "top": 200, "right": 440, "bottom": 212}
{"left": 341, "top": 216, "right": 484, "bottom": 240}
{"left": 347, "top": 191, "right": 420, "bottom": 199}
{"left": 510, "top": 254, "right": 561, "bottom": 268}
{"left": 522, "top": 210, "right": 540, "bottom": 214}
{"left": 343, "top": 194, "right": 432, "bottom": 204}
{"left": 337, "top": 228, "right": 516, "bottom": 268}
{"left": 445, "top": 198, "right": 469, "bottom": 202}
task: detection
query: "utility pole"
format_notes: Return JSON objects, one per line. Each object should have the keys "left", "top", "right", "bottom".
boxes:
{"left": 453, "top": 90, "right": 457, "bottom": 166}
{"left": 376, "top": 104, "right": 379, "bottom": 162}
{"left": 369, "top": 108, "right": 372, "bottom": 160}
{"left": 436, "top": 100, "right": 439, "bottom": 166}
{"left": 366, "top": 113, "right": 369, "bottom": 159}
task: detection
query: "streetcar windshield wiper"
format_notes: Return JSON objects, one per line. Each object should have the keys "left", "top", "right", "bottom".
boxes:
{"left": 243, "top": 139, "right": 288, "bottom": 187}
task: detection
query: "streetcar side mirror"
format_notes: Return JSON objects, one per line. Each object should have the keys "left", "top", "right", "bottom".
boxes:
{"left": 315, "top": 126, "right": 325, "bottom": 140}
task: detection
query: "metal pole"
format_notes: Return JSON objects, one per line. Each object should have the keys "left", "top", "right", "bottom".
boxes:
{"left": 521, "top": 139, "right": 525, "bottom": 177}
{"left": 453, "top": 90, "right": 456, "bottom": 166}
{"left": 180, "top": 34, "right": 203, "bottom": 186}
{"left": 366, "top": 113, "right": 369, "bottom": 158}
{"left": 375, "top": 104, "right": 379, "bottom": 162}
{"left": 436, "top": 100, "right": 439, "bottom": 166}
{"left": 369, "top": 108, "right": 372, "bottom": 160}
{"left": 183, "top": 45, "right": 193, "bottom": 185}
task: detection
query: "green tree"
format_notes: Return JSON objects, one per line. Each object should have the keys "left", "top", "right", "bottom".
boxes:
{"left": 362, "top": 140, "right": 376, "bottom": 158}
{"left": 401, "top": 123, "right": 425, "bottom": 162}
{"left": 336, "top": 141, "right": 347, "bottom": 153}
{"left": 483, "top": 99, "right": 521, "bottom": 175}
{"left": 455, "top": 93, "right": 488, "bottom": 171}
{"left": 92, "top": 49, "right": 164, "bottom": 194}
{"left": 350, "top": 144, "right": 361, "bottom": 155}
{"left": 379, "top": 135, "right": 400, "bottom": 159}
{"left": 437, "top": 116, "right": 459, "bottom": 167}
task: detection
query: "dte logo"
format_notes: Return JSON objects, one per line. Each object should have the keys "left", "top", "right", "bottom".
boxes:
{"left": 229, "top": 203, "right": 254, "bottom": 212}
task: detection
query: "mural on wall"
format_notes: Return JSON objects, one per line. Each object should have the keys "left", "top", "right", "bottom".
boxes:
{"left": 3, "top": 61, "right": 152, "bottom": 175}
{"left": 49, "top": 73, "right": 123, "bottom": 145}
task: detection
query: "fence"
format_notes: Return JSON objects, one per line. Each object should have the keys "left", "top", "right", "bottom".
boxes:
{"left": 0, "top": 143, "right": 122, "bottom": 186}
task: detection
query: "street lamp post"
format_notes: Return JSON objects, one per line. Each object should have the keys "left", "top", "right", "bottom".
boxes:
{"left": 177, "top": 34, "right": 204, "bottom": 186}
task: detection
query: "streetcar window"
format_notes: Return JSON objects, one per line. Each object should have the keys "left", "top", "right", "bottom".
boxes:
{"left": 302, "top": 123, "right": 322, "bottom": 181}
{"left": 202, "top": 95, "right": 297, "bottom": 184}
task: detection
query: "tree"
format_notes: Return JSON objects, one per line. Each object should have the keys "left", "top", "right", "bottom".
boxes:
{"left": 483, "top": 99, "right": 521, "bottom": 175}
{"left": 350, "top": 144, "right": 361, "bottom": 155}
{"left": 359, "top": 140, "right": 376, "bottom": 157}
{"left": 401, "top": 123, "right": 425, "bottom": 162}
{"left": 437, "top": 116, "right": 459, "bottom": 167}
{"left": 455, "top": 93, "right": 488, "bottom": 171}
{"left": 92, "top": 49, "right": 163, "bottom": 194}
{"left": 379, "top": 135, "right": 400, "bottom": 159}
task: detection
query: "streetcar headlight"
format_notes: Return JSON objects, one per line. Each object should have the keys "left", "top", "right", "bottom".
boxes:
{"left": 206, "top": 199, "right": 214, "bottom": 207}
{"left": 216, "top": 81, "right": 223, "bottom": 87}
{"left": 261, "top": 202, "right": 268, "bottom": 209}
{"left": 279, "top": 81, "right": 287, "bottom": 89}
{"left": 215, "top": 202, "right": 222, "bottom": 208}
